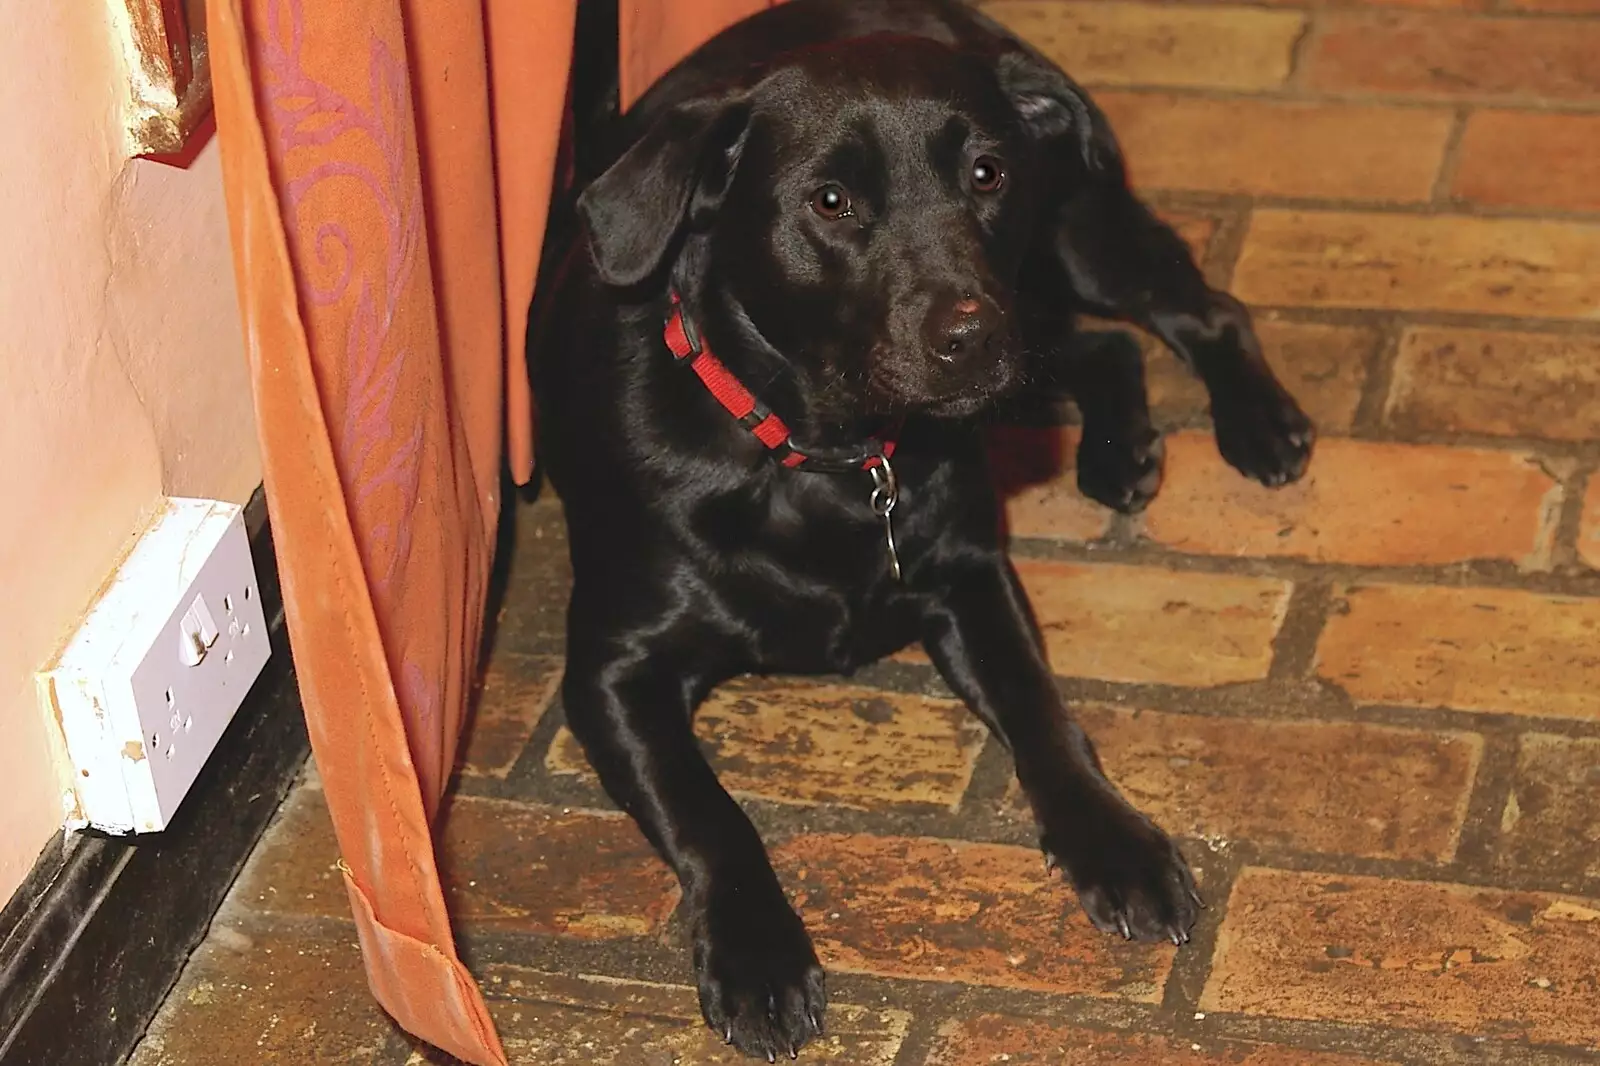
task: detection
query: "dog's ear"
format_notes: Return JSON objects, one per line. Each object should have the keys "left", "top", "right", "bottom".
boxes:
{"left": 577, "top": 92, "right": 752, "bottom": 287}
{"left": 994, "top": 49, "right": 1116, "bottom": 173}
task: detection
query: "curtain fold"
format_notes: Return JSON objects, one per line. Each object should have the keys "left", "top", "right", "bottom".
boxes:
{"left": 208, "top": 1, "right": 770, "bottom": 1060}
{"left": 617, "top": 0, "right": 780, "bottom": 109}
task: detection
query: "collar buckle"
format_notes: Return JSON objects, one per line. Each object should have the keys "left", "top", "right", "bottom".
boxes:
{"left": 663, "top": 295, "right": 703, "bottom": 360}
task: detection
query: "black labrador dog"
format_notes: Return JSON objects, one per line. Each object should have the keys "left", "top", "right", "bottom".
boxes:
{"left": 529, "top": 0, "right": 1313, "bottom": 1058}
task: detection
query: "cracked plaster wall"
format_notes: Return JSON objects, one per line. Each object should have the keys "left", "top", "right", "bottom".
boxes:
{"left": 0, "top": 1, "right": 261, "bottom": 904}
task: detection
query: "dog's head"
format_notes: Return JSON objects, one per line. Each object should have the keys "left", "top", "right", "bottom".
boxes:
{"left": 579, "top": 35, "right": 1100, "bottom": 422}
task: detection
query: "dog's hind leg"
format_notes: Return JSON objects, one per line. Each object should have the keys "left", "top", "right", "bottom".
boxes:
{"left": 1052, "top": 329, "right": 1164, "bottom": 514}
{"left": 1045, "top": 179, "right": 1314, "bottom": 488}
{"left": 918, "top": 553, "right": 1201, "bottom": 945}
{"left": 997, "top": 45, "right": 1311, "bottom": 485}
{"left": 561, "top": 630, "right": 826, "bottom": 1061}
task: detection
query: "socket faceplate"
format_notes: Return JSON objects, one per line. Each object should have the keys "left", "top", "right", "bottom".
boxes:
{"left": 40, "top": 498, "right": 271, "bottom": 833}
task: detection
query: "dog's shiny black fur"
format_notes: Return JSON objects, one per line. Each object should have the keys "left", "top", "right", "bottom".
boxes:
{"left": 529, "top": 1, "right": 1313, "bottom": 1058}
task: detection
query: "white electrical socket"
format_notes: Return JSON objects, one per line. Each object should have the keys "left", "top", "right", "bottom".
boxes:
{"left": 38, "top": 497, "right": 271, "bottom": 834}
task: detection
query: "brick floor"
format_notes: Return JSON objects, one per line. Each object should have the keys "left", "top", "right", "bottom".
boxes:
{"left": 1452, "top": 111, "right": 1600, "bottom": 213}
{"left": 1145, "top": 317, "right": 1376, "bottom": 433}
{"left": 132, "top": 0, "right": 1600, "bottom": 1063}
{"left": 1385, "top": 326, "right": 1600, "bottom": 441}
{"left": 1302, "top": 12, "right": 1600, "bottom": 103}
{"left": 1096, "top": 93, "right": 1455, "bottom": 202}
{"left": 1233, "top": 210, "right": 1600, "bottom": 318}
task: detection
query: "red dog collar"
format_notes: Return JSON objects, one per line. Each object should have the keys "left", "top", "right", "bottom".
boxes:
{"left": 663, "top": 292, "right": 907, "bottom": 578}
{"left": 662, "top": 293, "right": 897, "bottom": 474}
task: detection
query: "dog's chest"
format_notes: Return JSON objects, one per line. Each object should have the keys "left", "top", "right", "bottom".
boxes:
{"left": 702, "top": 474, "right": 918, "bottom": 673}
{"left": 766, "top": 472, "right": 898, "bottom": 570}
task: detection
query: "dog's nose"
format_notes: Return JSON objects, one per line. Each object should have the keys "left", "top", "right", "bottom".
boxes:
{"left": 924, "top": 295, "right": 1001, "bottom": 363}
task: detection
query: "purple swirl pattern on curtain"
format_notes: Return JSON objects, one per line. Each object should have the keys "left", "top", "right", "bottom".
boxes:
{"left": 253, "top": 0, "right": 442, "bottom": 767}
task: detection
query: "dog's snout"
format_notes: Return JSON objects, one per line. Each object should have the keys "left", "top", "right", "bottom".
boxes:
{"left": 924, "top": 294, "right": 1002, "bottom": 363}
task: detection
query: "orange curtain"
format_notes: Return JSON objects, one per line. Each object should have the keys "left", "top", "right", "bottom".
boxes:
{"left": 207, "top": 0, "right": 770, "bottom": 1062}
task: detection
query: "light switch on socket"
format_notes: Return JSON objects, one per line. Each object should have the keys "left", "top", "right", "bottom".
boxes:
{"left": 178, "top": 593, "right": 221, "bottom": 666}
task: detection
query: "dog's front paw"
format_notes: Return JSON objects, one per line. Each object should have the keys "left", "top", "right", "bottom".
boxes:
{"left": 691, "top": 883, "right": 827, "bottom": 1061}
{"left": 1043, "top": 798, "right": 1202, "bottom": 946}
{"left": 1212, "top": 375, "right": 1315, "bottom": 488}
{"left": 1077, "top": 426, "right": 1165, "bottom": 514}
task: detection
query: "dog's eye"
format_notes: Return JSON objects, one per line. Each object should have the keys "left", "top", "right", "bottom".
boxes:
{"left": 971, "top": 156, "right": 1005, "bottom": 193}
{"left": 810, "top": 184, "right": 852, "bottom": 220}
